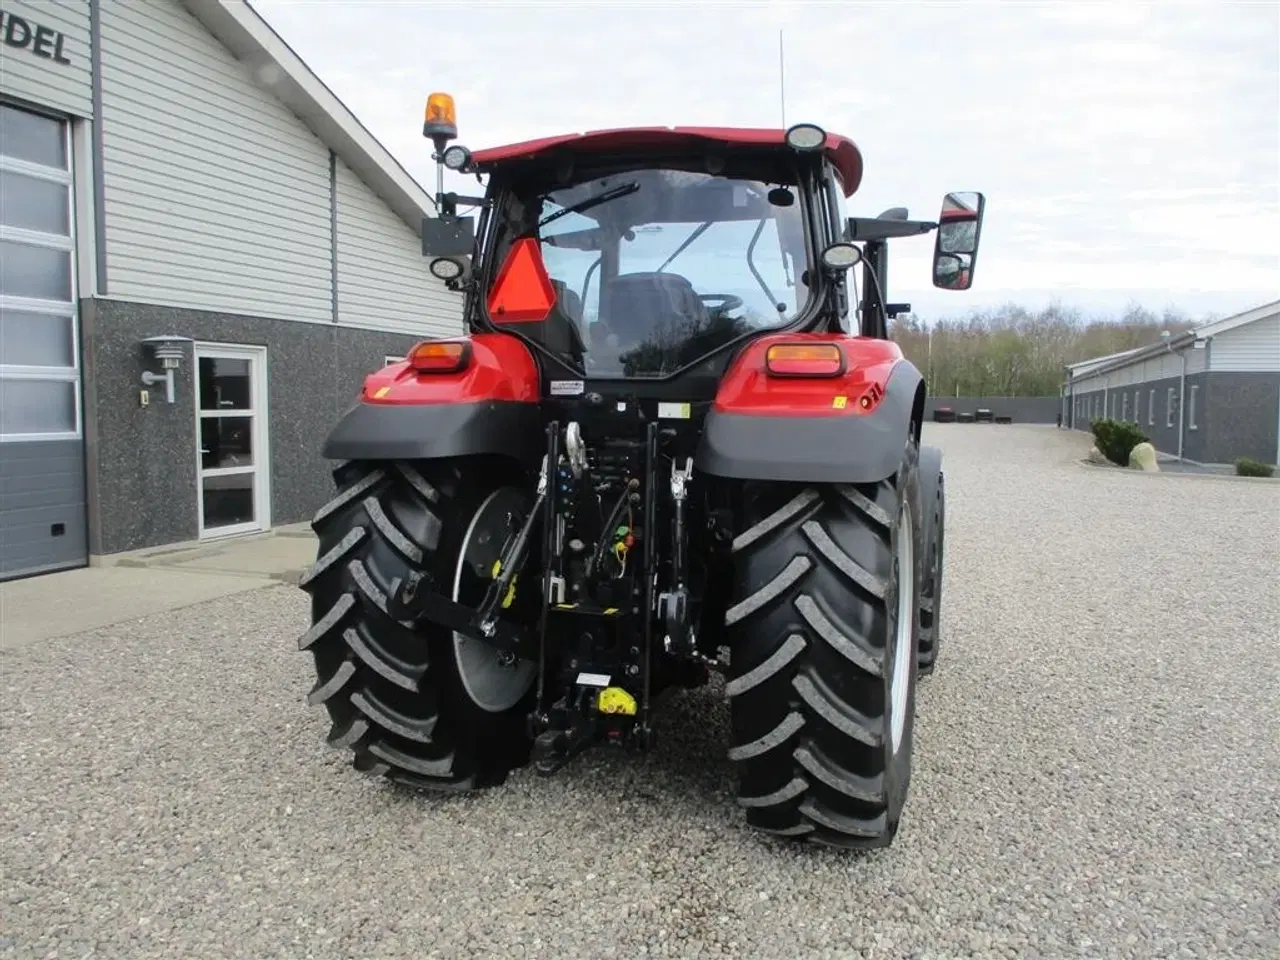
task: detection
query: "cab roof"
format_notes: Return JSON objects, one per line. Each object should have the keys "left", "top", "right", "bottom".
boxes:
{"left": 469, "top": 126, "right": 864, "bottom": 196}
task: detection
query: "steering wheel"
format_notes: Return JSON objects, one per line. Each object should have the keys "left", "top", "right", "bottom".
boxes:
{"left": 698, "top": 293, "right": 744, "bottom": 314}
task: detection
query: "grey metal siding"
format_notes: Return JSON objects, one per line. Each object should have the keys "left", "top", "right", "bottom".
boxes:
{"left": 97, "top": 0, "right": 332, "bottom": 322}
{"left": 333, "top": 156, "right": 463, "bottom": 337}
{"left": 0, "top": 439, "right": 87, "bottom": 578}
{"left": 1208, "top": 313, "right": 1280, "bottom": 373}
{"left": 0, "top": 0, "right": 92, "bottom": 116}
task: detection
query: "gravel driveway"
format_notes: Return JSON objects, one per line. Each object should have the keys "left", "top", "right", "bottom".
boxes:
{"left": 3, "top": 425, "right": 1278, "bottom": 959}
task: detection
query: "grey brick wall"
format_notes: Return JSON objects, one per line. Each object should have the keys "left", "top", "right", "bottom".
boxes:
{"left": 1065, "top": 371, "right": 1279, "bottom": 464}
{"left": 81, "top": 298, "right": 428, "bottom": 555}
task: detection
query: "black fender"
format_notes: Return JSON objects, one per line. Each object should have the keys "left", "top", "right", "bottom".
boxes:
{"left": 695, "top": 360, "right": 926, "bottom": 485}
{"left": 321, "top": 399, "right": 544, "bottom": 464}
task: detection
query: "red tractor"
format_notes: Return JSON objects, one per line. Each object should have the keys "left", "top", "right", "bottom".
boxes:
{"left": 298, "top": 93, "right": 986, "bottom": 850}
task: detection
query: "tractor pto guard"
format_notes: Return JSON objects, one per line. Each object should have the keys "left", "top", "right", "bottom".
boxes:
{"left": 300, "top": 92, "right": 985, "bottom": 850}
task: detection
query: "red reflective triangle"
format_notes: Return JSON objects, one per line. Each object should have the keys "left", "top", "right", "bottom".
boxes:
{"left": 487, "top": 237, "right": 556, "bottom": 323}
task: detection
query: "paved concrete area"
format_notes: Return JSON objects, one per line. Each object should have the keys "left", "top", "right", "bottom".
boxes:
{"left": 1, "top": 525, "right": 317, "bottom": 650}
{"left": 2, "top": 424, "right": 1278, "bottom": 959}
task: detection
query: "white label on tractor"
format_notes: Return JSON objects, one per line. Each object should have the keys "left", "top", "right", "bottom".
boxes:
{"left": 576, "top": 672, "right": 611, "bottom": 687}
{"left": 658, "top": 402, "right": 691, "bottom": 420}
{"left": 550, "top": 380, "right": 584, "bottom": 396}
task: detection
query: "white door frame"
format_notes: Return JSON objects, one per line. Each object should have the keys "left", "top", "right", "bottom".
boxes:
{"left": 193, "top": 342, "right": 271, "bottom": 540}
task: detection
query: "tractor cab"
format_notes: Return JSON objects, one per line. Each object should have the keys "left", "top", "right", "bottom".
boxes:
{"left": 417, "top": 94, "right": 984, "bottom": 385}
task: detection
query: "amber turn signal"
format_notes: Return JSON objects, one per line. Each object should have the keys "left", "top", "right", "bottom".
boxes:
{"left": 764, "top": 343, "right": 845, "bottom": 378}
{"left": 408, "top": 339, "right": 470, "bottom": 373}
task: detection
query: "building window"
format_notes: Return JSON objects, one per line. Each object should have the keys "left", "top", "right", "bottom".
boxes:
{"left": 0, "top": 104, "right": 80, "bottom": 443}
{"left": 1133, "top": 390, "right": 1141, "bottom": 423}
{"left": 1148, "top": 389, "right": 1155, "bottom": 425}
{"left": 1188, "top": 384, "right": 1198, "bottom": 430}
{"left": 1166, "top": 387, "right": 1175, "bottom": 427}
{"left": 1121, "top": 393, "right": 1129, "bottom": 421}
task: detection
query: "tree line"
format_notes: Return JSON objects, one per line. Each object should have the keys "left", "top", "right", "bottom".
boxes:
{"left": 889, "top": 303, "right": 1206, "bottom": 398}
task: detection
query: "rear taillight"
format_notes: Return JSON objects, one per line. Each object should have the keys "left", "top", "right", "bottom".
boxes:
{"left": 408, "top": 339, "right": 471, "bottom": 373}
{"left": 764, "top": 343, "right": 845, "bottom": 378}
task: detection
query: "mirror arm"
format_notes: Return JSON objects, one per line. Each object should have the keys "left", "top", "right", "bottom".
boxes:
{"left": 846, "top": 216, "right": 937, "bottom": 242}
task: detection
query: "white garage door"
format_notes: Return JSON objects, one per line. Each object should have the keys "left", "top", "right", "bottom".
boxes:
{"left": 0, "top": 101, "right": 88, "bottom": 581}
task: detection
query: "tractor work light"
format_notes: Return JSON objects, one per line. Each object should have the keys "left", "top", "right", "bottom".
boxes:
{"left": 820, "top": 242, "right": 862, "bottom": 272}
{"left": 765, "top": 342, "right": 845, "bottom": 378}
{"left": 408, "top": 339, "right": 471, "bottom": 373}
{"left": 429, "top": 256, "right": 466, "bottom": 281}
{"left": 423, "top": 92, "right": 458, "bottom": 141}
{"left": 785, "top": 123, "right": 826, "bottom": 151}
{"left": 442, "top": 144, "right": 472, "bottom": 171}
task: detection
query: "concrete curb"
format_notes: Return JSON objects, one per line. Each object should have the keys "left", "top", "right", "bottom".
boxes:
{"left": 1076, "top": 458, "right": 1280, "bottom": 483}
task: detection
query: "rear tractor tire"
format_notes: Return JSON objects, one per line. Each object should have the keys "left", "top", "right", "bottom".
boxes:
{"left": 296, "top": 458, "right": 537, "bottom": 792}
{"left": 917, "top": 445, "right": 945, "bottom": 676}
{"left": 724, "top": 441, "right": 924, "bottom": 849}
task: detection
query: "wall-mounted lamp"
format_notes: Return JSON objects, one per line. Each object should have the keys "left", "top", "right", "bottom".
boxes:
{"left": 140, "top": 335, "right": 193, "bottom": 404}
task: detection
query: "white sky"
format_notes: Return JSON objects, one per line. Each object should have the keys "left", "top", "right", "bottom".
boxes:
{"left": 251, "top": 0, "right": 1279, "bottom": 322}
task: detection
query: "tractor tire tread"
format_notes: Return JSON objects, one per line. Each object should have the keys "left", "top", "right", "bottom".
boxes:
{"left": 298, "top": 459, "right": 530, "bottom": 793}
{"left": 725, "top": 448, "right": 920, "bottom": 850}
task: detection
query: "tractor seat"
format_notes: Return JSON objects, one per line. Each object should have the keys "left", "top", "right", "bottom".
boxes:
{"left": 535, "top": 279, "right": 587, "bottom": 360}
{"left": 598, "top": 272, "right": 708, "bottom": 347}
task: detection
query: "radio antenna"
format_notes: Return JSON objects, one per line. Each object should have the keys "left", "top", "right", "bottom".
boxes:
{"left": 779, "top": 28, "right": 787, "bottom": 127}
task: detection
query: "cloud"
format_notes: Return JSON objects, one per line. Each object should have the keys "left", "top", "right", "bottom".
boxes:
{"left": 251, "top": 0, "right": 1279, "bottom": 317}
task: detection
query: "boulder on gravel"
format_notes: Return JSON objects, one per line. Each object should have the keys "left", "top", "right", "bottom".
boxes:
{"left": 1086, "top": 445, "right": 1110, "bottom": 465}
{"left": 1129, "top": 442, "right": 1160, "bottom": 472}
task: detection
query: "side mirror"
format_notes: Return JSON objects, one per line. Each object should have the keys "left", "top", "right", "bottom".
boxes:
{"left": 933, "top": 252, "right": 972, "bottom": 290}
{"left": 931, "top": 191, "right": 984, "bottom": 291}
{"left": 422, "top": 214, "right": 475, "bottom": 259}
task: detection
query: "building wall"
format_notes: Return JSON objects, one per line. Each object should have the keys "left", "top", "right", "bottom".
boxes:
{"left": 81, "top": 299, "right": 424, "bottom": 554}
{"left": 334, "top": 156, "right": 463, "bottom": 337}
{"left": 1197, "top": 372, "right": 1280, "bottom": 464}
{"left": 68, "top": 0, "right": 466, "bottom": 555}
{"left": 924, "top": 396, "right": 1060, "bottom": 424}
{"left": 1209, "top": 312, "right": 1280, "bottom": 373}
{"left": 97, "top": 0, "right": 333, "bottom": 322}
{"left": 1068, "top": 373, "right": 1194, "bottom": 457}
{"left": 0, "top": 0, "right": 92, "bottom": 116}
{"left": 1067, "top": 371, "right": 1279, "bottom": 464}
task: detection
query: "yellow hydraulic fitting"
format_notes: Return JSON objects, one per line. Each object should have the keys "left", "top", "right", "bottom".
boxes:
{"left": 597, "top": 686, "right": 637, "bottom": 716}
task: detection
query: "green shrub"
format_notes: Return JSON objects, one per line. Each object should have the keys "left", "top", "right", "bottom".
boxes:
{"left": 1235, "top": 457, "right": 1275, "bottom": 478}
{"left": 1090, "top": 417, "right": 1150, "bottom": 466}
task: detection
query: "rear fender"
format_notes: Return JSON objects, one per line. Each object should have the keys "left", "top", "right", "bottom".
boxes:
{"left": 695, "top": 333, "right": 925, "bottom": 485}
{"left": 321, "top": 333, "right": 544, "bottom": 463}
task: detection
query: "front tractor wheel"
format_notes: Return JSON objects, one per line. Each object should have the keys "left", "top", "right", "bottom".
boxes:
{"left": 297, "top": 458, "right": 537, "bottom": 792}
{"left": 724, "top": 442, "right": 923, "bottom": 849}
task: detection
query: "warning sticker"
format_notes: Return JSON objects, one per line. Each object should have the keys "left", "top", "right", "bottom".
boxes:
{"left": 658, "top": 402, "right": 691, "bottom": 419}
{"left": 832, "top": 395, "right": 848, "bottom": 409}
{"left": 550, "top": 380, "right": 585, "bottom": 396}
{"left": 576, "top": 672, "right": 612, "bottom": 687}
